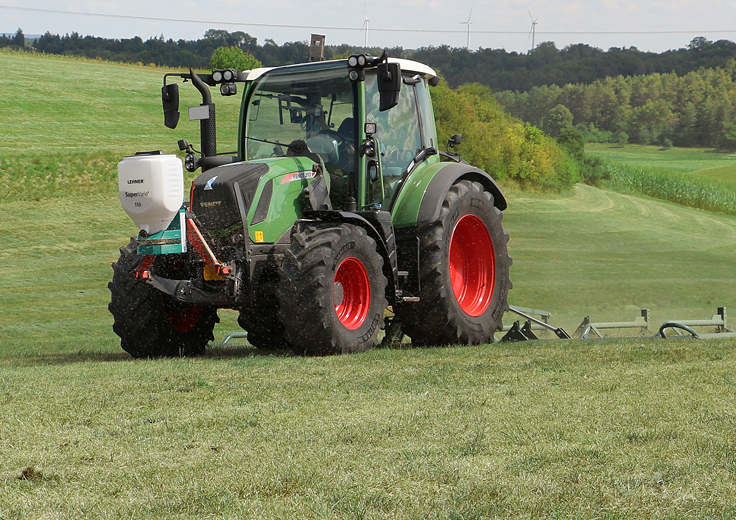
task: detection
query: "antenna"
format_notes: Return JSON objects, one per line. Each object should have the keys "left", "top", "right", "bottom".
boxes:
{"left": 362, "top": 5, "right": 370, "bottom": 48}
{"left": 460, "top": 8, "right": 472, "bottom": 50}
{"left": 528, "top": 11, "right": 538, "bottom": 51}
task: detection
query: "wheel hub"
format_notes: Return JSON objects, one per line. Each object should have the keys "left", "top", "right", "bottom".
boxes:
{"left": 165, "top": 304, "right": 202, "bottom": 333}
{"left": 449, "top": 214, "right": 496, "bottom": 317}
{"left": 333, "top": 257, "right": 370, "bottom": 330}
{"left": 333, "top": 281, "right": 345, "bottom": 306}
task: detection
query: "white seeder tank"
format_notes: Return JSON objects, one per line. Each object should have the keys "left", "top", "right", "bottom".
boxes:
{"left": 118, "top": 153, "right": 184, "bottom": 235}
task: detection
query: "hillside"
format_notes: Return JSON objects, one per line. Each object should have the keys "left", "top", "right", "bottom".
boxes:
{"left": 0, "top": 51, "right": 241, "bottom": 156}
{"left": 506, "top": 185, "right": 736, "bottom": 328}
{"left": 0, "top": 51, "right": 577, "bottom": 200}
{"left": 0, "top": 51, "right": 242, "bottom": 201}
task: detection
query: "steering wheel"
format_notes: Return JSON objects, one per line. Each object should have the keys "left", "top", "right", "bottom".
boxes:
{"left": 317, "top": 129, "right": 346, "bottom": 143}
{"left": 317, "top": 130, "right": 355, "bottom": 171}
{"left": 285, "top": 139, "right": 322, "bottom": 165}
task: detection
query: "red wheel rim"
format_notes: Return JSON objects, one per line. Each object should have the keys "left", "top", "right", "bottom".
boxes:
{"left": 449, "top": 214, "right": 496, "bottom": 317}
{"left": 334, "top": 257, "right": 371, "bottom": 330}
{"left": 165, "top": 305, "right": 202, "bottom": 333}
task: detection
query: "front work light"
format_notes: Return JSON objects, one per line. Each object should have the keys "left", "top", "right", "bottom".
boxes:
{"left": 220, "top": 83, "right": 237, "bottom": 96}
{"left": 212, "top": 69, "right": 238, "bottom": 84}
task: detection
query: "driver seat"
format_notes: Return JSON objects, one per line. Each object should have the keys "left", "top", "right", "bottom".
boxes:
{"left": 337, "top": 117, "right": 355, "bottom": 141}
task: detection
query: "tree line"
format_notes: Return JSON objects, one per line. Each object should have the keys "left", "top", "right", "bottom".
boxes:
{"left": 0, "top": 29, "right": 25, "bottom": 49}
{"left": 409, "top": 37, "right": 736, "bottom": 90}
{"left": 4, "top": 28, "right": 736, "bottom": 94}
{"left": 0, "top": 29, "right": 301, "bottom": 68}
{"left": 494, "top": 59, "right": 736, "bottom": 148}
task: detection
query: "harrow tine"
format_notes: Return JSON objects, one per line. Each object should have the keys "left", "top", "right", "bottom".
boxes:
{"left": 502, "top": 306, "right": 571, "bottom": 342}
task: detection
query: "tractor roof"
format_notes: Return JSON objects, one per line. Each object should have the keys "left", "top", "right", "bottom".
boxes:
{"left": 244, "top": 58, "right": 438, "bottom": 84}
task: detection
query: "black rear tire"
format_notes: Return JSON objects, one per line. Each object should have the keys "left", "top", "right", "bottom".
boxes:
{"left": 277, "top": 223, "right": 388, "bottom": 355}
{"left": 394, "top": 180, "right": 512, "bottom": 346}
{"left": 108, "top": 239, "right": 219, "bottom": 358}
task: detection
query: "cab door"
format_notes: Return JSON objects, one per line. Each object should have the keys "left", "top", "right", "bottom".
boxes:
{"left": 363, "top": 71, "right": 426, "bottom": 209}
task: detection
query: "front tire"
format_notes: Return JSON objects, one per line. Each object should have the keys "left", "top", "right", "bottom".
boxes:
{"left": 277, "top": 223, "right": 388, "bottom": 355}
{"left": 395, "top": 180, "right": 512, "bottom": 346}
{"left": 108, "top": 240, "right": 219, "bottom": 358}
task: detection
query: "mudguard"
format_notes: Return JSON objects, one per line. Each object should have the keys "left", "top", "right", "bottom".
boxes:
{"left": 298, "top": 210, "right": 399, "bottom": 303}
{"left": 392, "top": 162, "right": 507, "bottom": 228}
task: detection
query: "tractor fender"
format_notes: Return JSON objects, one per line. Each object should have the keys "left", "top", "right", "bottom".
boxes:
{"left": 296, "top": 211, "right": 383, "bottom": 238}
{"left": 415, "top": 163, "right": 507, "bottom": 226}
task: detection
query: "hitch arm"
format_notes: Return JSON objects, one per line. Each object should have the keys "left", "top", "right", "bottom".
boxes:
{"left": 185, "top": 218, "right": 231, "bottom": 276}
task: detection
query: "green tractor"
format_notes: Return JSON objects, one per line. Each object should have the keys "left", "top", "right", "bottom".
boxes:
{"left": 109, "top": 52, "right": 512, "bottom": 356}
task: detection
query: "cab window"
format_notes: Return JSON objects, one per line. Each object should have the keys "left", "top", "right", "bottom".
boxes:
{"left": 365, "top": 72, "right": 423, "bottom": 204}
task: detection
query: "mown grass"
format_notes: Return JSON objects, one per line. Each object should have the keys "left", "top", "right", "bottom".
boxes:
{"left": 0, "top": 151, "right": 119, "bottom": 202}
{"left": 504, "top": 185, "right": 736, "bottom": 328}
{"left": 2, "top": 188, "right": 734, "bottom": 353}
{"left": 0, "top": 50, "right": 241, "bottom": 203}
{"left": 1, "top": 189, "right": 734, "bottom": 517}
{"left": 2, "top": 338, "right": 736, "bottom": 519}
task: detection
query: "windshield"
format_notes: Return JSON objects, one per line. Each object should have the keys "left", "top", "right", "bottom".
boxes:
{"left": 245, "top": 67, "right": 357, "bottom": 174}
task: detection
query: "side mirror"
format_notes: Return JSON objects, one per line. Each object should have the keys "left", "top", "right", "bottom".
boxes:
{"left": 162, "top": 83, "right": 180, "bottom": 129}
{"left": 448, "top": 134, "right": 462, "bottom": 148}
{"left": 377, "top": 62, "right": 401, "bottom": 112}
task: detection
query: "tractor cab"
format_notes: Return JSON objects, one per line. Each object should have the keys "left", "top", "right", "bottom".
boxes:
{"left": 161, "top": 54, "right": 442, "bottom": 215}
{"left": 240, "top": 56, "right": 440, "bottom": 214}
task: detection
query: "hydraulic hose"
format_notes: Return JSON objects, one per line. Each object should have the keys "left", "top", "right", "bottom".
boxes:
{"left": 655, "top": 322, "right": 700, "bottom": 339}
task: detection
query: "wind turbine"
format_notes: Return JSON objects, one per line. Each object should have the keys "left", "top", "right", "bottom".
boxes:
{"left": 460, "top": 8, "right": 472, "bottom": 50}
{"left": 528, "top": 11, "right": 538, "bottom": 51}
{"left": 362, "top": 6, "right": 370, "bottom": 49}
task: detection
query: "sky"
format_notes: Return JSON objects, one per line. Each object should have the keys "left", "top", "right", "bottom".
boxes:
{"left": 2, "top": 0, "right": 736, "bottom": 54}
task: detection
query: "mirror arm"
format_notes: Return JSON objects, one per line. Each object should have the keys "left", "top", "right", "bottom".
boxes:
{"left": 188, "top": 69, "right": 212, "bottom": 106}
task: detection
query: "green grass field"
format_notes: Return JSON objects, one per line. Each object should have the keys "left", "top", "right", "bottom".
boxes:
{"left": 688, "top": 163, "right": 736, "bottom": 184}
{"left": 505, "top": 186, "right": 736, "bottom": 328}
{"left": 1, "top": 51, "right": 736, "bottom": 518}
{"left": 586, "top": 143, "right": 736, "bottom": 184}
{"left": 0, "top": 50, "right": 241, "bottom": 156}
{"left": 2, "top": 188, "right": 735, "bottom": 518}
{"left": 0, "top": 50, "right": 240, "bottom": 203}
{"left": 2, "top": 335, "right": 735, "bottom": 519}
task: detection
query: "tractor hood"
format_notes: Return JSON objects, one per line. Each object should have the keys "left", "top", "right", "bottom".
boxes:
{"left": 191, "top": 156, "right": 322, "bottom": 254}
